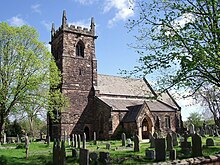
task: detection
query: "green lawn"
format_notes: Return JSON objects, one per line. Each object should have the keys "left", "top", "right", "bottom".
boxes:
{"left": 0, "top": 136, "right": 220, "bottom": 165}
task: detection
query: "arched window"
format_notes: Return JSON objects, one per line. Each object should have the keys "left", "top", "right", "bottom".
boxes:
{"left": 76, "top": 40, "right": 85, "bottom": 57}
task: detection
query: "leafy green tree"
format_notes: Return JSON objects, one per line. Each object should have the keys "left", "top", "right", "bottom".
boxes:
{"left": 0, "top": 23, "right": 63, "bottom": 142}
{"left": 127, "top": 0, "right": 220, "bottom": 94}
{"left": 187, "top": 112, "right": 203, "bottom": 128}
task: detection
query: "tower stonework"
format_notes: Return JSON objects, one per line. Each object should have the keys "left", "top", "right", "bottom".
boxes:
{"left": 49, "top": 11, "right": 97, "bottom": 139}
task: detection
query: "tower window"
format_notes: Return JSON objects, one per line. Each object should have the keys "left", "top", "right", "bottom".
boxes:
{"left": 76, "top": 40, "right": 85, "bottom": 57}
{"left": 165, "top": 115, "right": 171, "bottom": 128}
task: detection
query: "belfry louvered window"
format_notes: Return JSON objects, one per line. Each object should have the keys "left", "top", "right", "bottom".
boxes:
{"left": 76, "top": 40, "right": 85, "bottom": 57}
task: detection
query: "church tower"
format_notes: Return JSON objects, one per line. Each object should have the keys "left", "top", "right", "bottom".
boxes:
{"left": 49, "top": 10, "right": 97, "bottom": 139}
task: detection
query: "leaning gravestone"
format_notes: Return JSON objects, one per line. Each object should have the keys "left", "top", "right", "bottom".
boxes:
{"left": 134, "top": 134, "right": 140, "bottom": 152}
{"left": 166, "top": 133, "right": 173, "bottom": 151}
{"left": 192, "top": 133, "right": 202, "bottom": 157}
{"left": 155, "top": 138, "right": 166, "bottom": 161}
{"left": 79, "top": 148, "right": 89, "bottom": 165}
{"left": 121, "top": 133, "right": 126, "bottom": 147}
{"left": 206, "top": 138, "right": 215, "bottom": 146}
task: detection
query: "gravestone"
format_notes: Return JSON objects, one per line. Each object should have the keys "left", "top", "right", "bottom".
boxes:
{"left": 106, "top": 143, "right": 111, "bottom": 150}
{"left": 145, "top": 149, "right": 155, "bottom": 160}
{"left": 60, "top": 140, "right": 66, "bottom": 165}
{"left": 72, "top": 134, "right": 74, "bottom": 146}
{"left": 72, "top": 148, "right": 78, "bottom": 158}
{"left": 180, "top": 132, "right": 191, "bottom": 151}
{"left": 192, "top": 133, "right": 202, "bottom": 157}
{"left": 3, "top": 133, "right": 6, "bottom": 144}
{"left": 82, "top": 133, "right": 86, "bottom": 149}
{"left": 74, "top": 134, "right": 77, "bottom": 148}
{"left": 134, "top": 134, "right": 140, "bottom": 152}
{"left": 93, "top": 132, "right": 97, "bottom": 145}
{"left": 155, "top": 138, "right": 166, "bottom": 161}
{"left": 25, "top": 135, "right": 29, "bottom": 159}
{"left": 68, "top": 137, "right": 71, "bottom": 146}
{"left": 90, "top": 152, "right": 98, "bottom": 164}
{"left": 99, "top": 152, "right": 110, "bottom": 163}
{"left": 121, "top": 133, "right": 126, "bottom": 147}
{"left": 200, "top": 128, "right": 205, "bottom": 137}
{"left": 79, "top": 148, "right": 89, "bottom": 165}
{"left": 17, "top": 134, "right": 21, "bottom": 143}
{"left": 77, "top": 134, "right": 81, "bottom": 148}
{"left": 64, "top": 131, "right": 67, "bottom": 142}
{"left": 169, "top": 149, "right": 176, "bottom": 160}
{"left": 189, "top": 123, "right": 195, "bottom": 135}
{"left": 172, "top": 131, "right": 178, "bottom": 146}
{"left": 206, "top": 138, "right": 215, "bottom": 146}
{"left": 127, "top": 138, "right": 132, "bottom": 147}
{"left": 166, "top": 133, "right": 173, "bottom": 151}
{"left": 149, "top": 133, "right": 155, "bottom": 148}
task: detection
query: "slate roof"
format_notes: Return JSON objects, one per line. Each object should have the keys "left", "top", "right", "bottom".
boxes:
{"left": 95, "top": 74, "right": 154, "bottom": 98}
{"left": 122, "top": 104, "right": 143, "bottom": 122}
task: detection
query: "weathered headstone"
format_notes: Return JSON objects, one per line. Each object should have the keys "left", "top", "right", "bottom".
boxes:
{"left": 93, "top": 132, "right": 97, "bottom": 145}
{"left": 72, "top": 134, "right": 74, "bottom": 146}
{"left": 155, "top": 138, "right": 166, "bottom": 161}
{"left": 169, "top": 149, "right": 176, "bottom": 160}
{"left": 192, "top": 133, "right": 202, "bottom": 157}
{"left": 189, "top": 123, "right": 195, "bottom": 135}
{"left": 206, "top": 138, "right": 215, "bottom": 146}
{"left": 82, "top": 133, "right": 86, "bottom": 149}
{"left": 77, "top": 134, "right": 81, "bottom": 148}
{"left": 180, "top": 131, "right": 191, "bottom": 151}
{"left": 72, "top": 148, "right": 78, "bottom": 158}
{"left": 134, "top": 134, "right": 140, "bottom": 152}
{"left": 166, "top": 133, "right": 173, "bottom": 151}
{"left": 127, "top": 138, "right": 132, "bottom": 147}
{"left": 79, "top": 148, "right": 89, "bottom": 165}
{"left": 106, "top": 143, "right": 111, "bottom": 150}
{"left": 172, "top": 131, "right": 178, "bottom": 146}
{"left": 25, "top": 135, "right": 29, "bottom": 159}
{"left": 121, "top": 133, "right": 126, "bottom": 147}
{"left": 99, "top": 152, "right": 110, "bottom": 163}
{"left": 145, "top": 149, "right": 155, "bottom": 160}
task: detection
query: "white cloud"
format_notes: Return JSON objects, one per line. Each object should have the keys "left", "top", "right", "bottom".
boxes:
{"left": 41, "top": 20, "right": 51, "bottom": 31}
{"left": 103, "top": 0, "right": 135, "bottom": 27}
{"left": 31, "top": 4, "right": 41, "bottom": 14}
{"left": 8, "top": 16, "right": 26, "bottom": 27}
{"left": 74, "top": 0, "right": 98, "bottom": 5}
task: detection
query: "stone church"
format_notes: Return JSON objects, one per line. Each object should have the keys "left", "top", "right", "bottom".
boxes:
{"left": 48, "top": 11, "right": 182, "bottom": 140}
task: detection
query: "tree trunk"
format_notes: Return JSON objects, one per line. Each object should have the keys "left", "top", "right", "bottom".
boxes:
{"left": 29, "top": 117, "right": 34, "bottom": 138}
{"left": 0, "top": 113, "right": 5, "bottom": 144}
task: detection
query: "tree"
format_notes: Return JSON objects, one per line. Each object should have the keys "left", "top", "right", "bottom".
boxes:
{"left": 127, "top": 0, "right": 220, "bottom": 94}
{"left": 0, "top": 23, "right": 62, "bottom": 142}
{"left": 196, "top": 85, "right": 220, "bottom": 127}
{"left": 187, "top": 112, "right": 203, "bottom": 128}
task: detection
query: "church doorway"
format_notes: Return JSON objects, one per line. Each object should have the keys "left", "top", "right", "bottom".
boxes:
{"left": 142, "top": 118, "right": 151, "bottom": 139}
{"left": 84, "top": 126, "right": 90, "bottom": 140}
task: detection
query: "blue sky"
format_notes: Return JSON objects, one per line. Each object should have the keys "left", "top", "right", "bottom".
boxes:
{"left": 1, "top": 0, "right": 201, "bottom": 120}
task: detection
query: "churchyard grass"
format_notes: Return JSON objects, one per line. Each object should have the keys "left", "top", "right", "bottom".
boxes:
{"left": 0, "top": 137, "right": 220, "bottom": 164}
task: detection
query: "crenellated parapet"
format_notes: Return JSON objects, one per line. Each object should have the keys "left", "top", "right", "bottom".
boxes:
{"left": 51, "top": 10, "right": 97, "bottom": 40}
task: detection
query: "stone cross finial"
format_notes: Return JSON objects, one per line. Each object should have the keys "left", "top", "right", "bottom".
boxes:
{"left": 90, "top": 17, "right": 95, "bottom": 35}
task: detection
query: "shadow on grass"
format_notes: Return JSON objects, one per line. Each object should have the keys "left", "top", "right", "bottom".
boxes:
{"left": 0, "top": 154, "right": 53, "bottom": 165}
